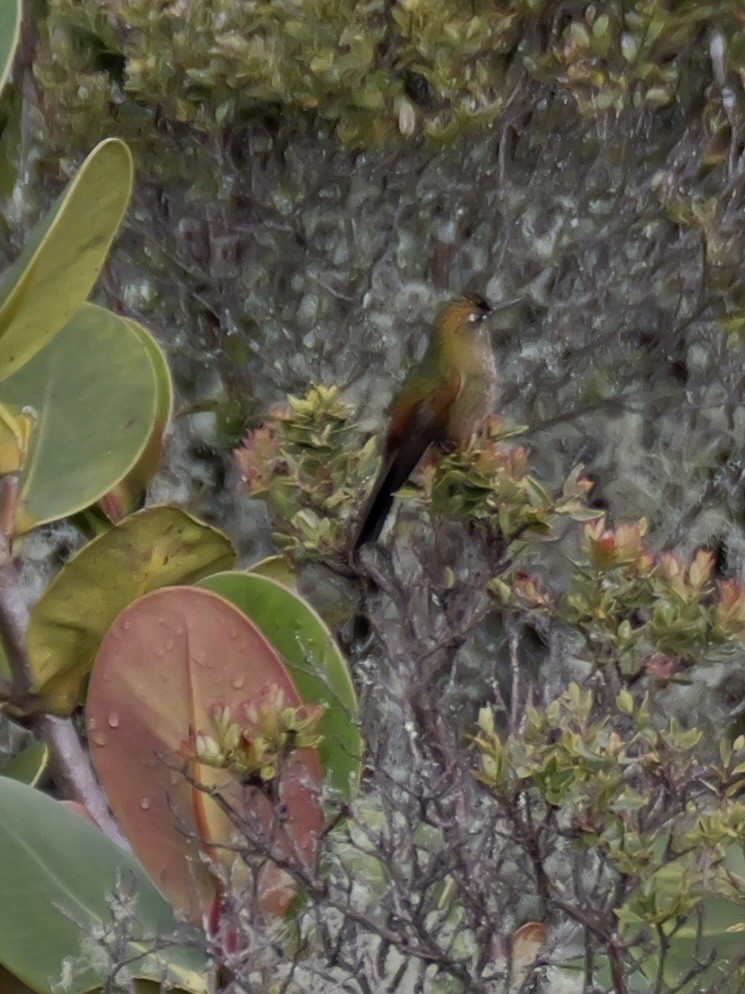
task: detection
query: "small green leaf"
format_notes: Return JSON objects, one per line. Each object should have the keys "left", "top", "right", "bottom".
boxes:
{"left": 1, "top": 741, "right": 49, "bottom": 786}
{"left": 248, "top": 555, "right": 298, "bottom": 589}
{"left": 614, "top": 905, "right": 644, "bottom": 924}
{"left": 616, "top": 688, "right": 634, "bottom": 715}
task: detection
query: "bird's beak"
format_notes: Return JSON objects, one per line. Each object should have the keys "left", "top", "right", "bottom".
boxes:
{"left": 487, "top": 296, "right": 523, "bottom": 315}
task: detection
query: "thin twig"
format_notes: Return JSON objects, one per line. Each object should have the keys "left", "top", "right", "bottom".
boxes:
{"left": 0, "top": 556, "right": 129, "bottom": 850}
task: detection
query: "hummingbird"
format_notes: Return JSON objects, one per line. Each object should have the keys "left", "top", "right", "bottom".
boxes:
{"left": 353, "top": 292, "right": 520, "bottom": 551}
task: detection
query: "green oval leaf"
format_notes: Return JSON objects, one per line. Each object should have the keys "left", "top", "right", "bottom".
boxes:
{"left": 1, "top": 740, "right": 49, "bottom": 786}
{"left": 248, "top": 554, "right": 298, "bottom": 588}
{"left": 198, "top": 571, "right": 362, "bottom": 800}
{"left": 0, "top": 0, "right": 21, "bottom": 101}
{"left": 27, "top": 506, "right": 237, "bottom": 713}
{"left": 0, "top": 303, "right": 158, "bottom": 534}
{"left": 100, "top": 317, "right": 174, "bottom": 521}
{"left": 0, "top": 777, "right": 207, "bottom": 994}
{"left": 87, "top": 586, "right": 324, "bottom": 923}
{"left": 0, "top": 138, "right": 133, "bottom": 379}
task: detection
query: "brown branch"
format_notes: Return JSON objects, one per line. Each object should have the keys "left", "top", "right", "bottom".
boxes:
{"left": 37, "top": 715, "right": 131, "bottom": 851}
{"left": 0, "top": 555, "right": 130, "bottom": 850}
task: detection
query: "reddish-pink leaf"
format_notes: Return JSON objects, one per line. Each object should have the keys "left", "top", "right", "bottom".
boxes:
{"left": 87, "top": 586, "right": 323, "bottom": 925}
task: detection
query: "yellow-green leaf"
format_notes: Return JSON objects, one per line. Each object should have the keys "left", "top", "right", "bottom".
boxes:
{"left": 0, "top": 138, "right": 133, "bottom": 379}
{"left": 27, "top": 506, "right": 236, "bottom": 713}
{"left": 0, "top": 0, "right": 21, "bottom": 101}
{"left": 249, "top": 554, "right": 298, "bottom": 588}
{"left": 0, "top": 401, "right": 33, "bottom": 474}
{"left": 1, "top": 741, "right": 49, "bottom": 787}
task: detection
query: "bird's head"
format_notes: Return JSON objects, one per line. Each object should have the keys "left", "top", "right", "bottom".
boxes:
{"left": 436, "top": 292, "right": 520, "bottom": 342}
{"left": 438, "top": 293, "right": 491, "bottom": 333}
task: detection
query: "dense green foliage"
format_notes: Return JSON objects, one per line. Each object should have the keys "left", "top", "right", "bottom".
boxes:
{"left": 33, "top": 0, "right": 745, "bottom": 144}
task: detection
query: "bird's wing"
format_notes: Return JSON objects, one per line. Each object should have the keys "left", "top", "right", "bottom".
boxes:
{"left": 387, "top": 363, "right": 462, "bottom": 455}
{"left": 352, "top": 408, "right": 438, "bottom": 551}
{"left": 379, "top": 364, "right": 462, "bottom": 491}
{"left": 352, "top": 367, "right": 462, "bottom": 550}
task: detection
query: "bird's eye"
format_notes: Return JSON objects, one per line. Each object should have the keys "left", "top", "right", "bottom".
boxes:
{"left": 468, "top": 311, "right": 483, "bottom": 324}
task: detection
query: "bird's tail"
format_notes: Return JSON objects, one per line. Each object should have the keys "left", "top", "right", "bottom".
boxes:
{"left": 353, "top": 424, "right": 438, "bottom": 554}
{"left": 352, "top": 452, "right": 399, "bottom": 552}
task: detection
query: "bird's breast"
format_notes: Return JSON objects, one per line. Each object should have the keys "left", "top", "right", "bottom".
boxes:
{"left": 445, "top": 346, "right": 498, "bottom": 445}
